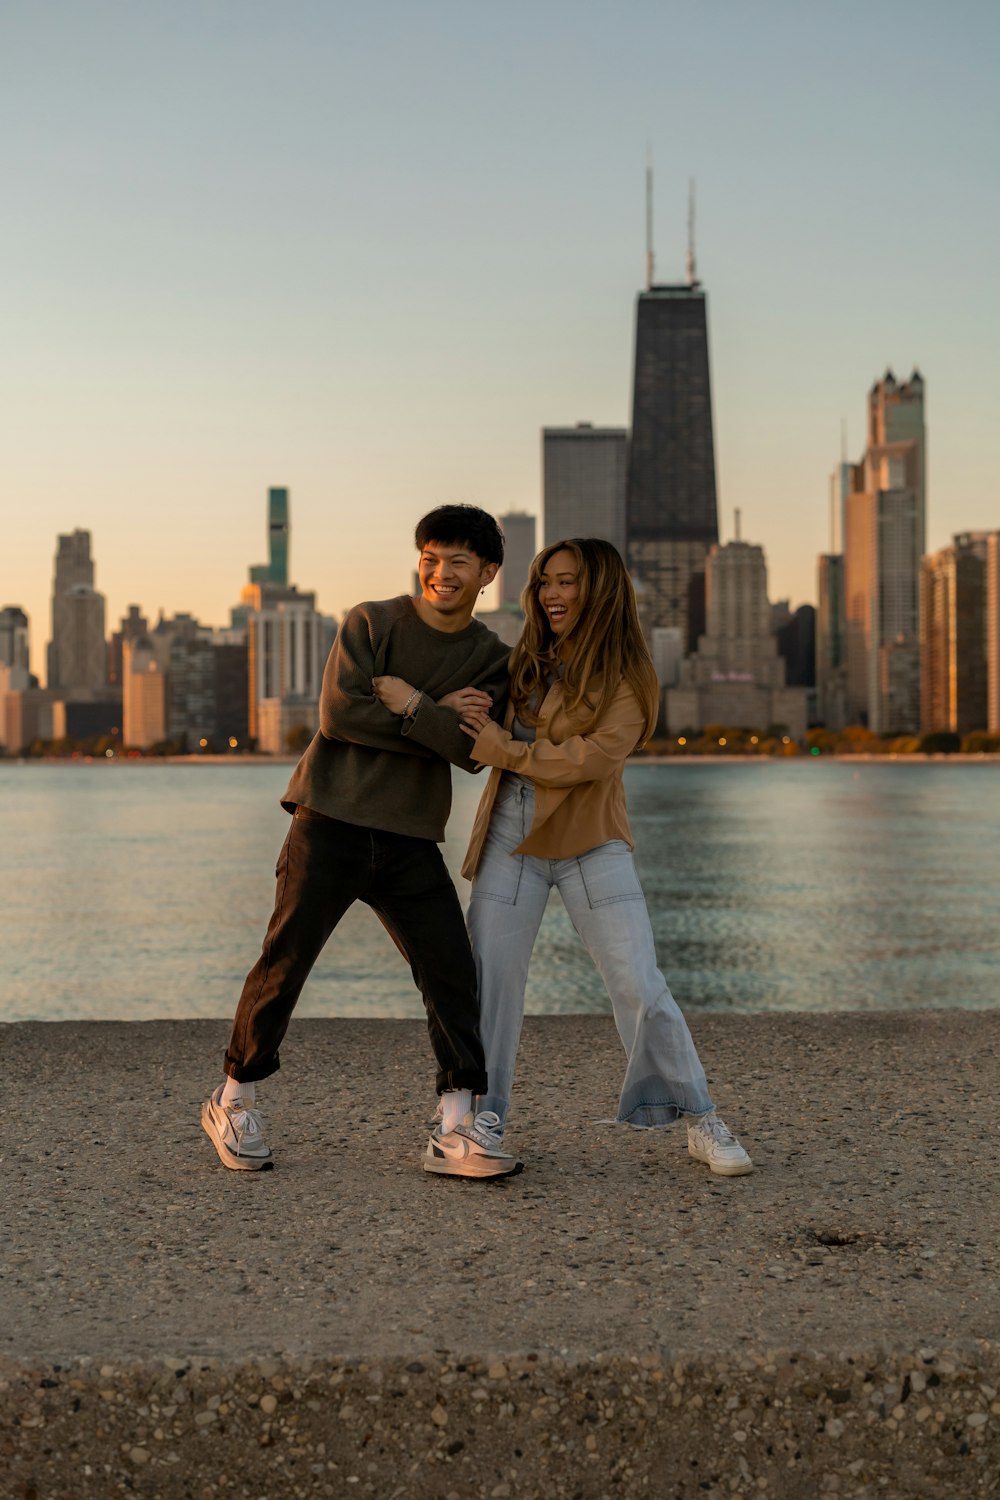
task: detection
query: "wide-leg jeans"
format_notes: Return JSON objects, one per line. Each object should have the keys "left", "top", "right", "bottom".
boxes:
{"left": 225, "top": 805, "right": 489, "bottom": 1095}
{"left": 468, "top": 780, "right": 714, "bottom": 1126}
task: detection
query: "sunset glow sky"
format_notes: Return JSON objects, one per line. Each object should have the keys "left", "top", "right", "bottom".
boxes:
{"left": 3, "top": 0, "right": 999, "bottom": 675}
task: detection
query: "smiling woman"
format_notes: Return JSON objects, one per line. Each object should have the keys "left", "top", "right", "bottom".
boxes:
{"left": 458, "top": 536, "right": 754, "bottom": 1177}
{"left": 537, "top": 548, "right": 580, "bottom": 635}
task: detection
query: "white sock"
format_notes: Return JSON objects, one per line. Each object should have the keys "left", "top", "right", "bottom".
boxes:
{"left": 222, "top": 1076, "right": 255, "bottom": 1107}
{"left": 440, "top": 1088, "right": 471, "bottom": 1133}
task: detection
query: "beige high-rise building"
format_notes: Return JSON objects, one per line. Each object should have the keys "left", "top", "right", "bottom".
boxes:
{"left": 47, "top": 530, "right": 107, "bottom": 692}
{"left": 844, "top": 371, "right": 925, "bottom": 733}
{"left": 665, "top": 539, "right": 807, "bottom": 739}
{"left": 243, "top": 582, "right": 323, "bottom": 745}
{"left": 122, "top": 637, "right": 167, "bottom": 749}
{"left": 920, "top": 534, "right": 989, "bottom": 735}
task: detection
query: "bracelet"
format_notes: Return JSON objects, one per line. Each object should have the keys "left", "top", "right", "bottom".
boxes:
{"left": 402, "top": 689, "right": 421, "bottom": 717}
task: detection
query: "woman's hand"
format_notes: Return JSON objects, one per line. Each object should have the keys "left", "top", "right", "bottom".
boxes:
{"left": 372, "top": 676, "right": 420, "bottom": 715}
{"left": 459, "top": 704, "right": 492, "bottom": 738}
{"left": 438, "top": 686, "right": 493, "bottom": 715}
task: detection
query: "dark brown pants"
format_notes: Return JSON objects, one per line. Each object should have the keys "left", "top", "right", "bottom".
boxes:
{"left": 225, "top": 806, "right": 488, "bottom": 1095}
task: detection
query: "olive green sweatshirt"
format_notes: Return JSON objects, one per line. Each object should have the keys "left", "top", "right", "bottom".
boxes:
{"left": 281, "top": 595, "right": 510, "bottom": 841}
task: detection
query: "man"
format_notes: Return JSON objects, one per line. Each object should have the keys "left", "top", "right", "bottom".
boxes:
{"left": 201, "top": 504, "right": 519, "bottom": 1178}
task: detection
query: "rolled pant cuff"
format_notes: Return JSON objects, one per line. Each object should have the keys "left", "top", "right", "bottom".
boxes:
{"left": 436, "top": 1069, "right": 489, "bottom": 1097}
{"left": 224, "top": 1053, "right": 280, "bottom": 1084}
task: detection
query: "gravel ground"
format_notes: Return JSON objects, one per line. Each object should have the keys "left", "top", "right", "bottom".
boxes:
{"left": 1, "top": 1012, "right": 998, "bottom": 1498}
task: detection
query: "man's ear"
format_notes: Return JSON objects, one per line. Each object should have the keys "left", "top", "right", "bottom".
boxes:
{"left": 480, "top": 562, "right": 499, "bottom": 588}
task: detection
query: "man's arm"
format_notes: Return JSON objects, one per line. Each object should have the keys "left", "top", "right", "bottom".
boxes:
{"left": 402, "top": 650, "right": 510, "bottom": 771}
{"left": 320, "top": 606, "right": 434, "bottom": 759}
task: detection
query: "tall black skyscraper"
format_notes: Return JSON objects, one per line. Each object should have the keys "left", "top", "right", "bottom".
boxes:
{"left": 626, "top": 179, "right": 719, "bottom": 652}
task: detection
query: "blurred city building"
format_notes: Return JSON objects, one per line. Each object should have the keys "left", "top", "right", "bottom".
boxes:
{"left": 543, "top": 425, "right": 626, "bottom": 555}
{"left": 47, "top": 530, "right": 107, "bottom": 693}
{"left": 920, "top": 533, "right": 990, "bottom": 734}
{"left": 233, "top": 487, "right": 326, "bottom": 750}
{"left": 650, "top": 626, "right": 684, "bottom": 689}
{"left": 775, "top": 602, "right": 817, "bottom": 721}
{"left": 497, "top": 511, "right": 536, "bottom": 608}
{"left": 153, "top": 613, "right": 250, "bottom": 750}
{"left": 0, "top": 606, "right": 31, "bottom": 676}
{"left": 0, "top": 688, "right": 57, "bottom": 752}
{"left": 122, "top": 635, "right": 167, "bottom": 749}
{"left": 244, "top": 587, "right": 323, "bottom": 749}
{"left": 109, "top": 605, "right": 149, "bottom": 687}
{"left": 470, "top": 608, "right": 524, "bottom": 648}
{"left": 0, "top": 606, "right": 35, "bottom": 748}
{"left": 815, "top": 554, "right": 847, "bottom": 729}
{"left": 844, "top": 371, "right": 925, "bottom": 733}
{"left": 989, "top": 533, "right": 1000, "bottom": 733}
{"left": 665, "top": 538, "right": 807, "bottom": 738}
{"left": 249, "top": 487, "right": 290, "bottom": 588}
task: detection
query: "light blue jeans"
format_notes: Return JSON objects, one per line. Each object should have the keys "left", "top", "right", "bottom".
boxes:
{"left": 468, "top": 778, "right": 715, "bottom": 1128}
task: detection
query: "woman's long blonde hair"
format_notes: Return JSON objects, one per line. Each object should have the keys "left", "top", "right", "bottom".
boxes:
{"left": 509, "top": 537, "right": 659, "bottom": 745}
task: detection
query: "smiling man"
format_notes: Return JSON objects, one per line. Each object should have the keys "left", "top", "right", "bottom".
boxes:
{"left": 201, "top": 505, "right": 519, "bottom": 1179}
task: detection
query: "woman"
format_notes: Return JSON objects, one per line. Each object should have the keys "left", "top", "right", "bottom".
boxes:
{"left": 459, "top": 537, "right": 752, "bottom": 1176}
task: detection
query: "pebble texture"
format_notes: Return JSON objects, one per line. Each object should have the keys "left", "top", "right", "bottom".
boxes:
{"left": 1, "top": 1012, "right": 997, "bottom": 1498}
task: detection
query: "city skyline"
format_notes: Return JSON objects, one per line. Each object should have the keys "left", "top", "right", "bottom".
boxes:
{"left": 3, "top": 1, "right": 1000, "bottom": 677}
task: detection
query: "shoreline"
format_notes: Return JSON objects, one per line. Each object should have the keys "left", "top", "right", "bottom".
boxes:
{"left": 4, "top": 750, "right": 1000, "bottom": 767}
{"left": 3, "top": 1012, "right": 997, "bottom": 1497}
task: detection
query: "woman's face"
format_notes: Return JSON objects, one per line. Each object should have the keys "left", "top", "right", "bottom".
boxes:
{"left": 537, "top": 548, "right": 581, "bottom": 638}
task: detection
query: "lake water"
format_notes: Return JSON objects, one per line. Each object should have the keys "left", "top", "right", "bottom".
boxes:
{"left": 1, "top": 760, "right": 998, "bottom": 1023}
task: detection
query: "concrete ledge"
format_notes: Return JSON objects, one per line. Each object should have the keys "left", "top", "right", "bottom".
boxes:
{"left": 2, "top": 1013, "right": 998, "bottom": 1498}
{"left": 4, "top": 1345, "right": 999, "bottom": 1499}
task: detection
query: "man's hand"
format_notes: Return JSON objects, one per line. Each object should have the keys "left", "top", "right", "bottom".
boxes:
{"left": 438, "top": 686, "right": 493, "bottom": 715}
{"left": 372, "top": 676, "right": 420, "bottom": 715}
{"left": 459, "top": 704, "right": 493, "bottom": 738}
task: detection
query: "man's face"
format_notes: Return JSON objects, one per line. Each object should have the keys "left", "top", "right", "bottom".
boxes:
{"left": 417, "top": 541, "right": 498, "bottom": 621}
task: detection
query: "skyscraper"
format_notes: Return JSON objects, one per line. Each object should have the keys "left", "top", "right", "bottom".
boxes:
{"left": 250, "top": 487, "right": 290, "bottom": 587}
{"left": 542, "top": 425, "right": 627, "bottom": 555}
{"left": 245, "top": 585, "right": 323, "bottom": 748}
{"left": 920, "top": 533, "right": 989, "bottom": 735}
{"left": 988, "top": 534, "right": 1000, "bottom": 734}
{"left": 498, "top": 512, "right": 537, "bottom": 607}
{"left": 665, "top": 538, "right": 807, "bottom": 739}
{"left": 625, "top": 185, "right": 719, "bottom": 651}
{"left": 0, "top": 606, "right": 30, "bottom": 674}
{"left": 47, "top": 530, "right": 107, "bottom": 692}
{"left": 843, "top": 371, "right": 925, "bottom": 733}
{"left": 109, "top": 605, "right": 150, "bottom": 687}
{"left": 122, "top": 635, "right": 167, "bottom": 749}
{"left": 815, "top": 555, "right": 847, "bottom": 729}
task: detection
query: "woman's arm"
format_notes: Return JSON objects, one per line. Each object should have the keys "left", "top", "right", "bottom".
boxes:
{"left": 463, "top": 683, "right": 645, "bottom": 788}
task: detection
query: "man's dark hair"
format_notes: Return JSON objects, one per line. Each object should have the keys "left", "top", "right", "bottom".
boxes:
{"left": 415, "top": 505, "right": 504, "bottom": 567}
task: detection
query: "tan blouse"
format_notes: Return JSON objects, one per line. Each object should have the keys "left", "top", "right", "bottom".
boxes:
{"left": 461, "top": 677, "right": 647, "bottom": 880}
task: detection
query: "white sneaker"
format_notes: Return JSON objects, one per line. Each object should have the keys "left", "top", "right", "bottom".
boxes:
{"left": 423, "top": 1112, "right": 522, "bottom": 1179}
{"left": 687, "top": 1112, "right": 753, "bottom": 1177}
{"left": 201, "top": 1085, "right": 274, "bottom": 1171}
{"left": 472, "top": 1109, "right": 505, "bottom": 1143}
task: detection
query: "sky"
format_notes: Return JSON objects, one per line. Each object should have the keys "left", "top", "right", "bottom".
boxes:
{"left": 3, "top": 0, "right": 999, "bottom": 676}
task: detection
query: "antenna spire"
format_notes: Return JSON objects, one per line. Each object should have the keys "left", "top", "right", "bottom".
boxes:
{"left": 734, "top": 506, "right": 742, "bottom": 542}
{"left": 686, "top": 177, "right": 697, "bottom": 286}
{"left": 645, "top": 145, "right": 655, "bottom": 290}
